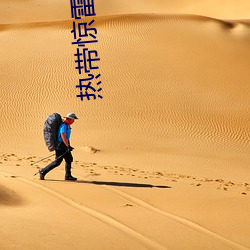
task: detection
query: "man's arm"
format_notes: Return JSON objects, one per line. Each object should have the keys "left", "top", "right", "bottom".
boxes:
{"left": 61, "top": 132, "right": 69, "bottom": 147}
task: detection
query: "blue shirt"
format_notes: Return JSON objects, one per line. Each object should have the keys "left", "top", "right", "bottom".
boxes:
{"left": 57, "top": 122, "right": 71, "bottom": 144}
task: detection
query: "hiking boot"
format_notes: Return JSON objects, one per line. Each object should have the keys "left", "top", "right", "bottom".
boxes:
{"left": 39, "top": 170, "right": 45, "bottom": 180}
{"left": 65, "top": 175, "right": 77, "bottom": 181}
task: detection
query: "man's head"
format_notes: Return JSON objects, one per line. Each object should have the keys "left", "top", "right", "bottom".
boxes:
{"left": 64, "top": 112, "right": 78, "bottom": 125}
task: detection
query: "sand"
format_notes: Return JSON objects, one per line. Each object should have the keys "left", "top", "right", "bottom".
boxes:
{"left": 1, "top": 0, "right": 250, "bottom": 249}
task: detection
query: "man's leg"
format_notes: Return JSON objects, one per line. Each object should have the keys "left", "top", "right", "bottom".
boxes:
{"left": 64, "top": 152, "right": 77, "bottom": 181}
{"left": 39, "top": 150, "right": 64, "bottom": 179}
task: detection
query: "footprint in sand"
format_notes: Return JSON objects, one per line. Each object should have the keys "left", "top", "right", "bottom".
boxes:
{"left": 124, "top": 203, "right": 133, "bottom": 207}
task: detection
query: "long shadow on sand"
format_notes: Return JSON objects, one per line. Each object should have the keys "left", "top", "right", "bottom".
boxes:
{"left": 77, "top": 180, "right": 171, "bottom": 189}
{"left": 46, "top": 179, "right": 171, "bottom": 189}
{"left": 46, "top": 179, "right": 171, "bottom": 188}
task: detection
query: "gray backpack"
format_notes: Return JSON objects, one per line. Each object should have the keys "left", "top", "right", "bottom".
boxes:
{"left": 43, "top": 113, "right": 63, "bottom": 151}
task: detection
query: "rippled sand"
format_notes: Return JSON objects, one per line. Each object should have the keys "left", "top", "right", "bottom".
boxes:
{"left": 1, "top": 1, "right": 250, "bottom": 249}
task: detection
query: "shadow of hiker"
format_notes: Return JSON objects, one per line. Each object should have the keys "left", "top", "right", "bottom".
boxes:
{"left": 76, "top": 180, "right": 171, "bottom": 189}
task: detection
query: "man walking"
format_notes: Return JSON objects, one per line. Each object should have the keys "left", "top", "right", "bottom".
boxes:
{"left": 39, "top": 112, "right": 78, "bottom": 181}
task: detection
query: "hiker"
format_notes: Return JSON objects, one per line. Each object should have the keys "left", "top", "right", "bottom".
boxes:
{"left": 39, "top": 112, "right": 78, "bottom": 181}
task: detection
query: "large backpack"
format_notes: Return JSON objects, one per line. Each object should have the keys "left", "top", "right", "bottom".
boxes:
{"left": 43, "top": 113, "right": 63, "bottom": 151}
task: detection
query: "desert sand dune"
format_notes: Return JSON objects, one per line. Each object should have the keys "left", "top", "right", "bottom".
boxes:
{"left": 1, "top": 1, "right": 250, "bottom": 249}
{"left": 1, "top": 14, "right": 249, "bottom": 179}
{"left": 1, "top": 0, "right": 250, "bottom": 24}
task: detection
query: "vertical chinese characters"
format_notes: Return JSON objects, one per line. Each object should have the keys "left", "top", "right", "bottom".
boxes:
{"left": 70, "top": 0, "right": 102, "bottom": 100}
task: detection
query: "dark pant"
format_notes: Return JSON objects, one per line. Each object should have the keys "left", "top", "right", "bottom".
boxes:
{"left": 41, "top": 149, "right": 73, "bottom": 177}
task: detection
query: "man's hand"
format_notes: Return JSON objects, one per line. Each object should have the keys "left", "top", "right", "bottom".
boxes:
{"left": 67, "top": 146, "right": 74, "bottom": 152}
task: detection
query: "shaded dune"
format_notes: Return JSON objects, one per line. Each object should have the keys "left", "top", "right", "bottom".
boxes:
{"left": 0, "top": 184, "right": 23, "bottom": 206}
{"left": 1, "top": 13, "right": 250, "bottom": 30}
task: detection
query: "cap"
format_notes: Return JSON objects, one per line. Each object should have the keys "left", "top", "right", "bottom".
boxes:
{"left": 64, "top": 112, "right": 78, "bottom": 120}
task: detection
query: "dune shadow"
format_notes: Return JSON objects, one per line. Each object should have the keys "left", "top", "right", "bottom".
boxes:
{"left": 0, "top": 185, "right": 23, "bottom": 206}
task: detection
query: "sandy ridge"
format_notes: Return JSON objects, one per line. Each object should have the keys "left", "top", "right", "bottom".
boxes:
{"left": 1, "top": 13, "right": 250, "bottom": 31}
{"left": 0, "top": 171, "right": 167, "bottom": 250}
{"left": 1, "top": 167, "right": 249, "bottom": 250}
{"left": 1, "top": 153, "right": 249, "bottom": 195}
{"left": 97, "top": 184, "right": 249, "bottom": 250}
